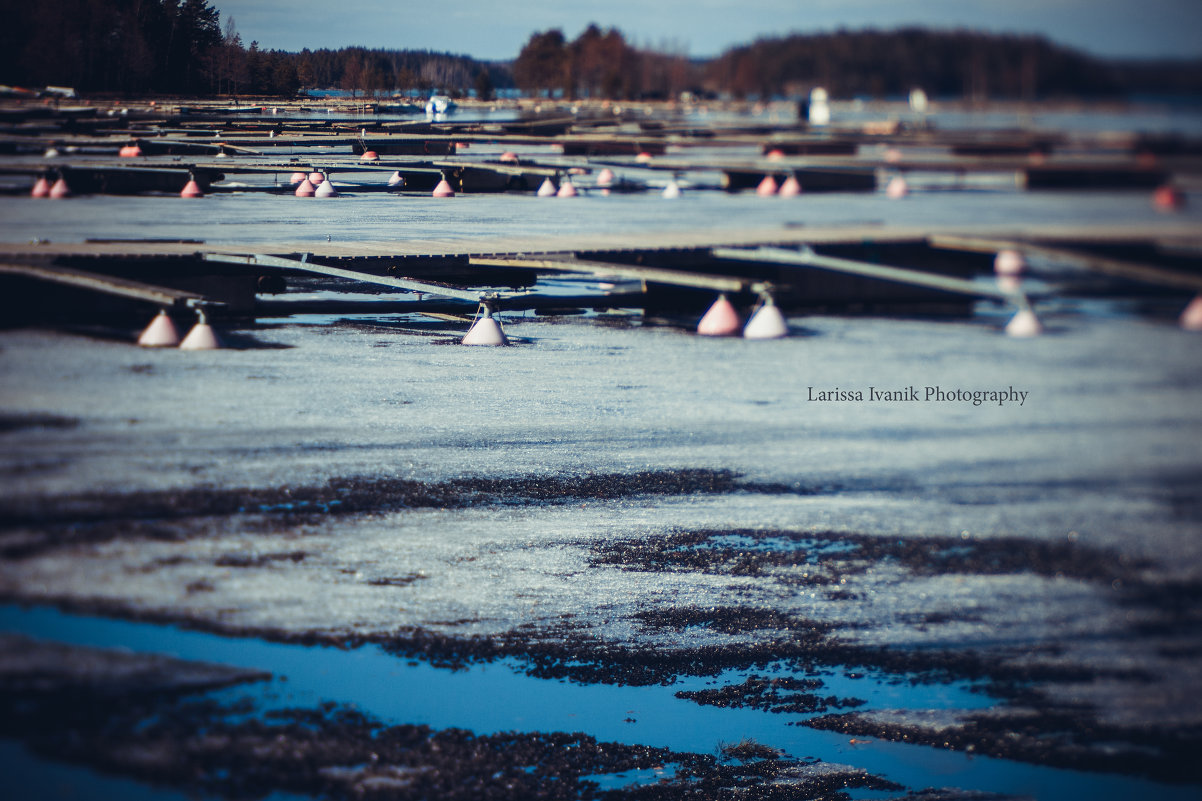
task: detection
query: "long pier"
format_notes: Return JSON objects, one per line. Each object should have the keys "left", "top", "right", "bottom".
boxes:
{"left": 2, "top": 221, "right": 1198, "bottom": 331}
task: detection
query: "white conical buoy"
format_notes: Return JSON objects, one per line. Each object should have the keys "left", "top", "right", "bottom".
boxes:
{"left": 1005, "top": 309, "right": 1043, "bottom": 338}
{"left": 138, "top": 311, "right": 180, "bottom": 347}
{"left": 387, "top": 171, "right": 405, "bottom": 187}
{"left": 886, "top": 175, "right": 909, "bottom": 198}
{"left": 1180, "top": 295, "right": 1202, "bottom": 331}
{"left": 994, "top": 249, "right": 1026, "bottom": 276}
{"left": 662, "top": 180, "right": 681, "bottom": 199}
{"left": 536, "top": 177, "right": 557, "bottom": 197}
{"left": 556, "top": 178, "right": 577, "bottom": 197}
{"left": 179, "top": 320, "right": 222, "bottom": 350}
{"left": 756, "top": 175, "right": 778, "bottom": 196}
{"left": 462, "top": 308, "right": 508, "bottom": 345}
{"left": 596, "top": 168, "right": 615, "bottom": 187}
{"left": 743, "top": 298, "right": 788, "bottom": 339}
{"left": 432, "top": 178, "right": 455, "bottom": 197}
{"left": 315, "top": 177, "right": 338, "bottom": 197}
{"left": 697, "top": 295, "right": 742, "bottom": 336}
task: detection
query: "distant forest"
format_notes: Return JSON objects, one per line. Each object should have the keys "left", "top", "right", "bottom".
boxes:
{"left": 2, "top": 0, "right": 1200, "bottom": 100}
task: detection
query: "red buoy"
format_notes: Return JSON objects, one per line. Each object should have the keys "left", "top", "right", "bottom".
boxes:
{"left": 294, "top": 178, "right": 315, "bottom": 197}
{"left": 1153, "top": 184, "right": 1186, "bottom": 212}
{"left": 360, "top": 150, "right": 380, "bottom": 162}
{"left": 779, "top": 175, "right": 802, "bottom": 197}
{"left": 31, "top": 176, "right": 50, "bottom": 197}
{"left": 49, "top": 177, "right": 71, "bottom": 198}
{"left": 180, "top": 177, "right": 204, "bottom": 198}
{"left": 500, "top": 151, "right": 519, "bottom": 163}
{"left": 432, "top": 178, "right": 455, "bottom": 197}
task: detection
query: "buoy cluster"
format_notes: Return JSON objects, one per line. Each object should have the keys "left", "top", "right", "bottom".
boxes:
{"left": 292, "top": 171, "right": 338, "bottom": 197}
{"left": 137, "top": 309, "right": 223, "bottom": 350}
{"left": 30, "top": 172, "right": 70, "bottom": 198}
{"left": 755, "top": 174, "right": 802, "bottom": 196}
{"left": 696, "top": 294, "right": 789, "bottom": 339}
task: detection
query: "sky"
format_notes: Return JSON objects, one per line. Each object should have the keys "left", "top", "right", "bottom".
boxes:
{"left": 213, "top": 0, "right": 1202, "bottom": 61}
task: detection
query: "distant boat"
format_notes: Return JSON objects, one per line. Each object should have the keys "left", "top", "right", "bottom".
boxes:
{"left": 425, "top": 95, "right": 456, "bottom": 116}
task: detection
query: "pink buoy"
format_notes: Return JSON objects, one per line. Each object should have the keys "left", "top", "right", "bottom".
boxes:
{"left": 1153, "top": 184, "right": 1185, "bottom": 212}
{"left": 697, "top": 295, "right": 742, "bottom": 336}
{"left": 308, "top": 172, "right": 324, "bottom": 185}
{"left": 432, "top": 178, "right": 455, "bottom": 197}
{"left": 180, "top": 178, "right": 204, "bottom": 198}
{"left": 556, "top": 178, "right": 577, "bottom": 198}
{"left": 387, "top": 171, "right": 405, "bottom": 187}
{"left": 49, "top": 177, "right": 71, "bottom": 198}
{"left": 765, "top": 148, "right": 785, "bottom": 161}
{"left": 360, "top": 150, "right": 379, "bottom": 162}
{"left": 536, "top": 177, "right": 557, "bottom": 197}
{"left": 138, "top": 311, "right": 181, "bottom": 347}
{"left": 885, "top": 175, "right": 908, "bottom": 198}
{"left": 294, "top": 178, "right": 315, "bottom": 197}
{"left": 315, "top": 178, "right": 338, "bottom": 197}
{"left": 499, "top": 151, "right": 519, "bottom": 163}
{"left": 462, "top": 308, "right": 508, "bottom": 345}
{"left": 31, "top": 176, "right": 50, "bottom": 197}
{"left": 597, "top": 168, "right": 615, "bottom": 187}
{"left": 289, "top": 172, "right": 308, "bottom": 184}
{"left": 1004, "top": 308, "right": 1043, "bottom": 338}
{"left": 779, "top": 175, "right": 802, "bottom": 197}
{"left": 994, "top": 249, "right": 1026, "bottom": 276}
{"left": 1180, "top": 295, "right": 1202, "bottom": 331}
{"left": 119, "top": 144, "right": 142, "bottom": 157}
{"left": 756, "top": 175, "right": 778, "bottom": 196}
{"left": 743, "top": 298, "right": 788, "bottom": 339}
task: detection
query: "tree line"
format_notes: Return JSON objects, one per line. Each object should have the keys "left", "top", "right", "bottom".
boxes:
{"left": 2, "top": 4, "right": 1198, "bottom": 100}
{"left": 704, "top": 28, "right": 1145, "bottom": 100}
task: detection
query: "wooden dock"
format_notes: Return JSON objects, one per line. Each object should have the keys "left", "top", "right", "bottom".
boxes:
{"left": 2, "top": 220, "right": 1198, "bottom": 331}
